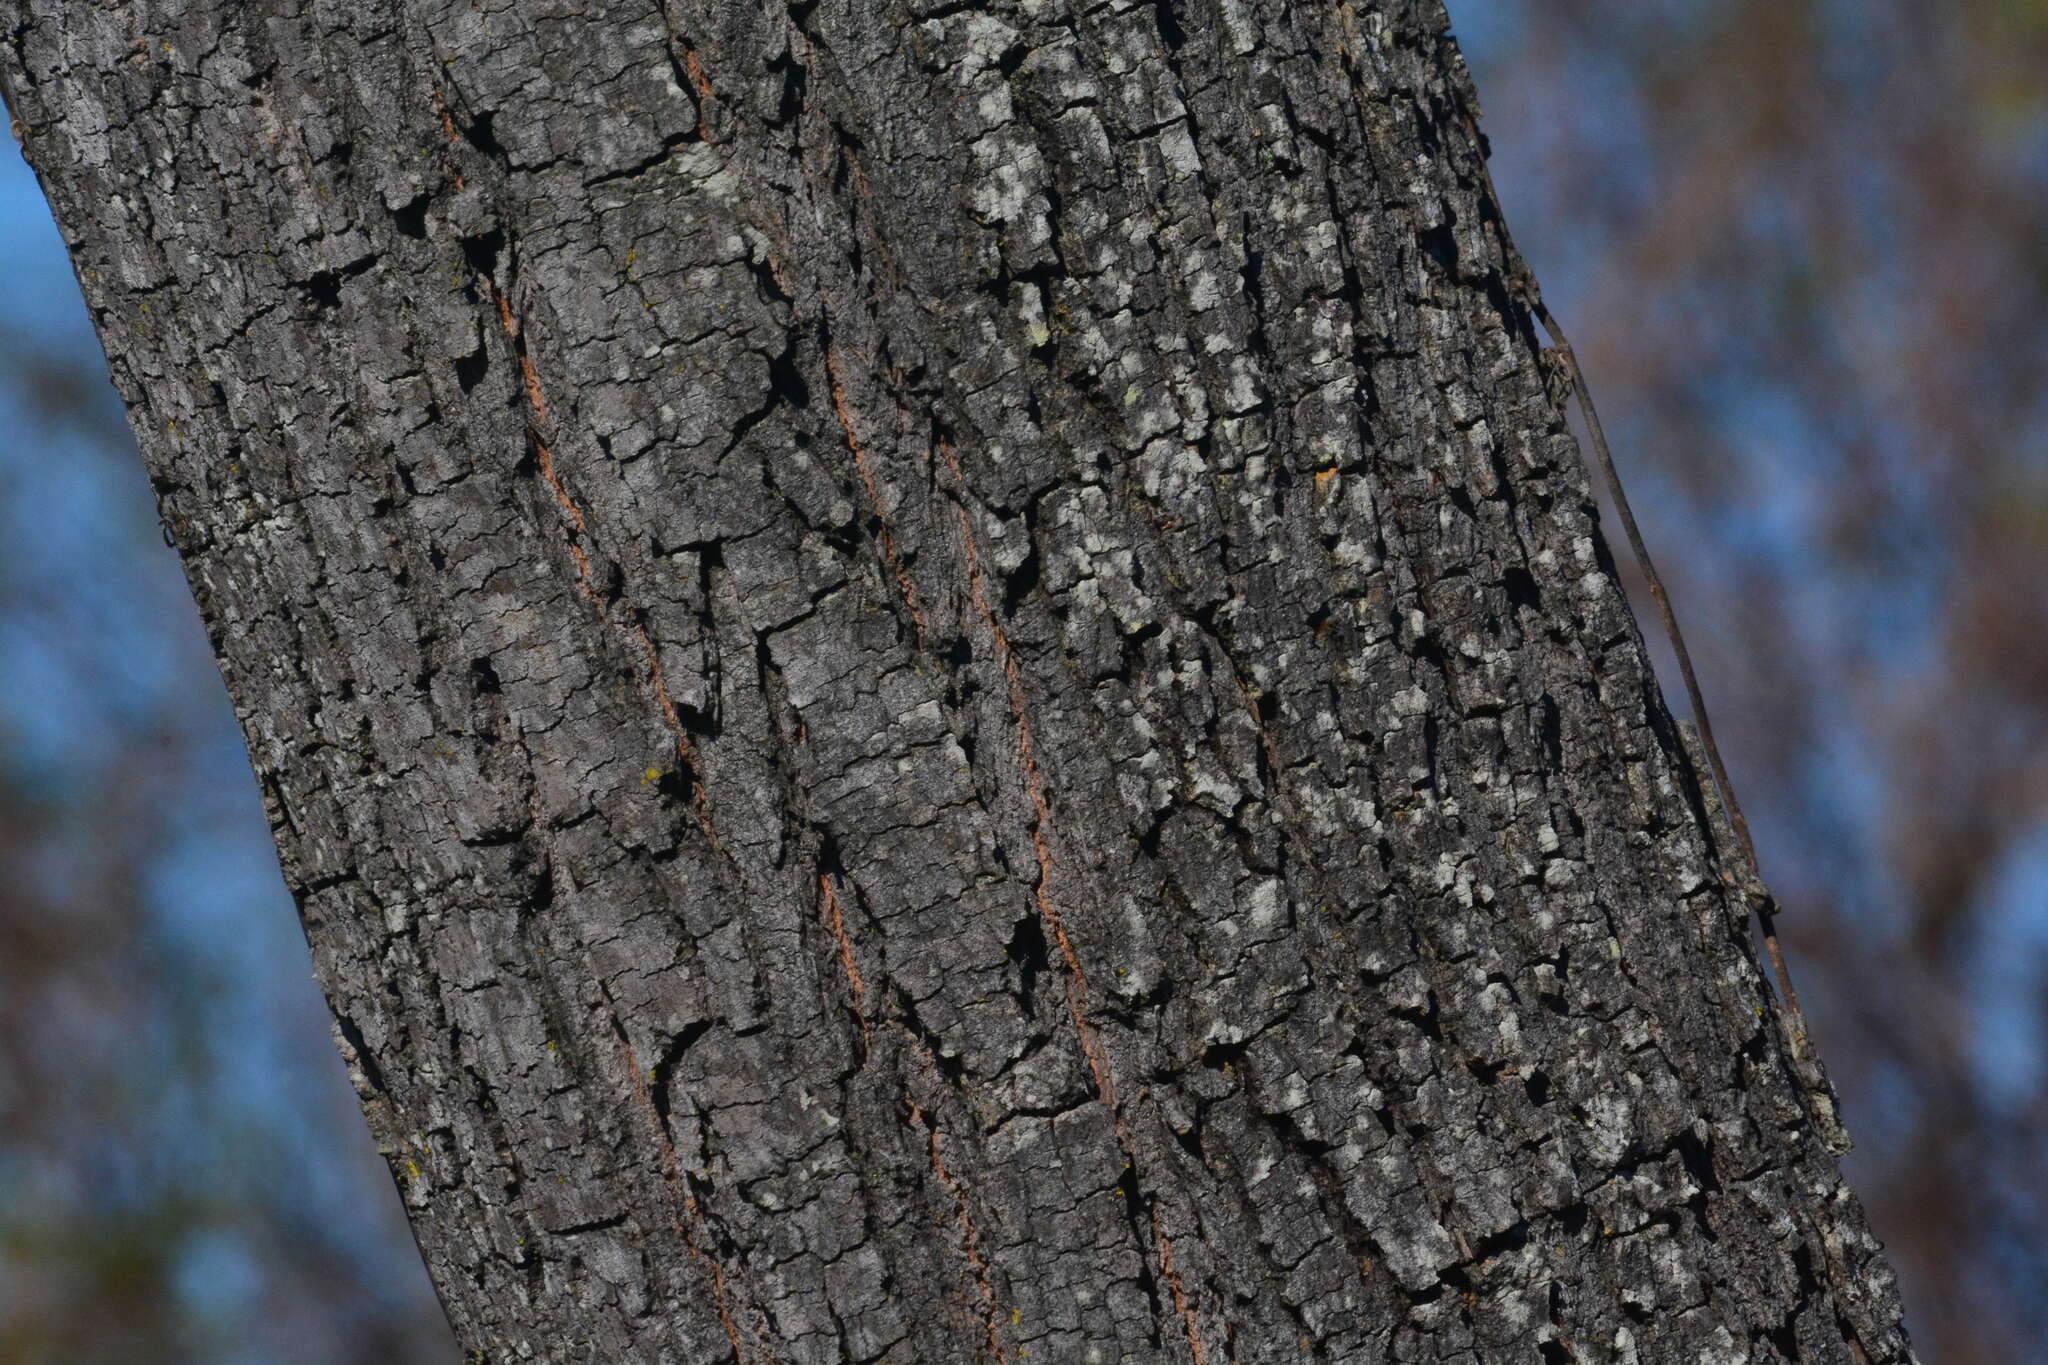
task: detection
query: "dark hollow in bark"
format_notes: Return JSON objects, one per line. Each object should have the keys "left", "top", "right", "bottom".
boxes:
{"left": 2, "top": 1, "right": 1916, "bottom": 1361}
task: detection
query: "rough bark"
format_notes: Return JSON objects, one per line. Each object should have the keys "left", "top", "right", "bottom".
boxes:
{"left": 2, "top": 1, "right": 1916, "bottom": 1361}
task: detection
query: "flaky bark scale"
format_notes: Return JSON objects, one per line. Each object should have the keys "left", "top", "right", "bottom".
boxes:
{"left": 3, "top": 1, "right": 1916, "bottom": 1360}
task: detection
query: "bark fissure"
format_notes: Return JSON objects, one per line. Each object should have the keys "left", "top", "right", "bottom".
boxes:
{"left": 940, "top": 433, "right": 1211, "bottom": 1360}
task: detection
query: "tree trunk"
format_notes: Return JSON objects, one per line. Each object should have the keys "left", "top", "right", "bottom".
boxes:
{"left": 2, "top": 1, "right": 1916, "bottom": 1360}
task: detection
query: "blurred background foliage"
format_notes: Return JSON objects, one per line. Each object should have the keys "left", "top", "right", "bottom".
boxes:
{"left": 0, "top": 2, "right": 2041, "bottom": 1360}
{"left": 0, "top": 91, "right": 456, "bottom": 1365}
